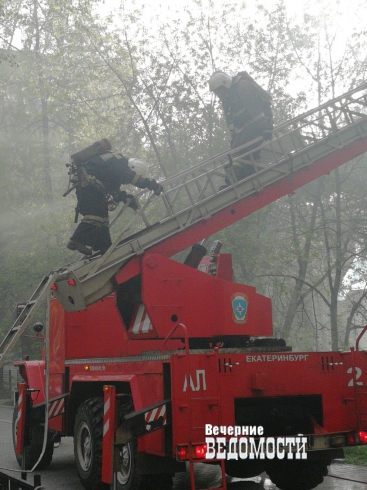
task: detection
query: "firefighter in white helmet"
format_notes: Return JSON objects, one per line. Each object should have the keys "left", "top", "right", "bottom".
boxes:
{"left": 208, "top": 70, "right": 273, "bottom": 184}
{"left": 67, "top": 142, "right": 163, "bottom": 256}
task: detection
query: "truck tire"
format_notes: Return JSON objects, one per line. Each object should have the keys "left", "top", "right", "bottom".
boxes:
{"left": 112, "top": 440, "right": 173, "bottom": 490}
{"left": 265, "top": 459, "right": 329, "bottom": 490}
{"left": 74, "top": 397, "right": 172, "bottom": 490}
{"left": 74, "top": 397, "right": 109, "bottom": 490}
{"left": 12, "top": 405, "right": 54, "bottom": 470}
{"left": 113, "top": 441, "right": 140, "bottom": 490}
{"left": 112, "top": 397, "right": 173, "bottom": 490}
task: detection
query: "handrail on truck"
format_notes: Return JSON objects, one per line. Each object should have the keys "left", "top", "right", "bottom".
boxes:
{"left": 163, "top": 322, "right": 189, "bottom": 357}
{"left": 356, "top": 325, "right": 367, "bottom": 351}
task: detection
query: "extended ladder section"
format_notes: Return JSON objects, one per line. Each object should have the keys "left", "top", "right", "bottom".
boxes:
{"left": 52, "top": 82, "right": 367, "bottom": 312}
{"left": 3, "top": 84, "right": 367, "bottom": 359}
{"left": 0, "top": 272, "right": 59, "bottom": 368}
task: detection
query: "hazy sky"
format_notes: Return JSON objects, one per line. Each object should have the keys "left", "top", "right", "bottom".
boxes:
{"left": 94, "top": 0, "right": 360, "bottom": 103}
{"left": 100, "top": 0, "right": 358, "bottom": 24}
{"left": 98, "top": 0, "right": 359, "bottom": 60}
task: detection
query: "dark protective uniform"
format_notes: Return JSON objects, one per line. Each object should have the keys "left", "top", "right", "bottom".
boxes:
{"left": 68, "top": 152, "right": 163, "bottom": 255}
{"left": 220, "top": 72, "right": 273, "bottom": 181}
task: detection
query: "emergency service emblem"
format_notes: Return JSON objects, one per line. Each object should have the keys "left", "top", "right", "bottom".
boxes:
{"left": 232, "top": 293, "right": 248, "bottom": 324}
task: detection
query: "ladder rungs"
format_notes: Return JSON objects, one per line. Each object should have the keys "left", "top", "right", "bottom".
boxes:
{"left": 50, "top": 82, "right": 367, "bottom": 314}
{"left": 0, "top": 272, "right": 59, "bottom": 369}
{"left": 21, "top": 300, "right": 37, "bottom": 308}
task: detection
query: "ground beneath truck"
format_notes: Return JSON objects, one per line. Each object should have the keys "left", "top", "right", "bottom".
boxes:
{"left": 1, "top": 402, "right": 366, "bottom": 490}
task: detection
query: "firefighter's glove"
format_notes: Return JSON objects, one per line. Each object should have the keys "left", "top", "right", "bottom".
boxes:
{"left": 147, "top": 179, "right": 164, "bottom": 196}
{"left": 116, "top": 190, "right": 128, "bottom": 203}
{"left": 117, "top": 190, "right": 140, "bottom": 211}
{"left": 126, "top": 194, "right": 140, "bottom": 211}
{"left": 135, "top": 177, "right": 163, "bottom": 195}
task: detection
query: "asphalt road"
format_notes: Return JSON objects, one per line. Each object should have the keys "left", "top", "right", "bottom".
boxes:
{"left": 1, "top": 402, "right": 367, "bottom": 490}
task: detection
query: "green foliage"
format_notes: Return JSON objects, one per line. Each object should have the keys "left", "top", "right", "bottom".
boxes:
{"left": 344, "top": 445, "right": 367, "bottom": 466}
{"left": 0, "top": 0, "right": 367, "bottom": 353}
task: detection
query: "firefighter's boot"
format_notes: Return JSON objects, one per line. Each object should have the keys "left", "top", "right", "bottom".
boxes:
{"left": 67, "top": 239, "right": 93, "bottom": 255}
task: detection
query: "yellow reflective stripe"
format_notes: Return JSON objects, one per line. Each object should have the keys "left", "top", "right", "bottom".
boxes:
{"left": 252, "top": 112, "right": 266, "bottom": 122}
{"left": 131, "top": 174, "right": 140, "bottom": 185}
{"left": 82, "top": 215, "right": 109, "bottom": 226}
{"left": 99, "top": 152, "right": 114, "bottom": 161}
{"left": 87, "top": 176, "right": 105, "bottom": 189}
{"left": 100, "top": 152, "right": 124, "bottom": 162}
{"left": 234, "top": 113, "right": 266, "bottom": 133}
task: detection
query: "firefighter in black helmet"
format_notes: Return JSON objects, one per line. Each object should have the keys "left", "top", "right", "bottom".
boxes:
{"left": 67, "top": 142, "right": 163, "bottom": 256}
{"left": 208, "top": 70, "right": 273, "bottom": 183}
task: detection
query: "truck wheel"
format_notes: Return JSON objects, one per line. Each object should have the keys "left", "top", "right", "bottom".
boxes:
{"left": 74, "top": 397, "right": 109, "bottom": 490}
{"left": 265, "top": 459, "right": 329, "bottom": 490}
{"left": 113, "top": 441, "right": 173, "bottom": 490}
{"left": 113, "top": 441, "right": 138, "bottom": 489}
{"left": 113, "top": 397, "right": 173, "bottom": 490}
{"left": 12, "top": 405, "right": 54, "bottom": 470}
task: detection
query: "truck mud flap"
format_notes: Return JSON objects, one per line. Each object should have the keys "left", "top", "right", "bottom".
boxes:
{"left": 32, "top": 393, "right": 69, "bottom": 420}
{"left": 102, "top": 387, "right": 172, "bottom": 484}
{"left": 115, "top": 398, "right": 171, "bottom": 445}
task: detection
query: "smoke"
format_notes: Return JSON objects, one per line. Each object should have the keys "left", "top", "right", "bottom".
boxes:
{"left": 0, "top": 196, "right": 74, "bottom": 231}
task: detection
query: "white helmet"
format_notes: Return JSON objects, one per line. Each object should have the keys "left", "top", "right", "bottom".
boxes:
{"left": 128, "top": 158, "right": 148, "bottom": 177}
{"left": 208, "top": 71, "right": 232, "bottom": 92}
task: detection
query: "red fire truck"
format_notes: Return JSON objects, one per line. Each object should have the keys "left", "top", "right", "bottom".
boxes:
{"left": 3, "top": 83, "right": 367, "bottom": 490}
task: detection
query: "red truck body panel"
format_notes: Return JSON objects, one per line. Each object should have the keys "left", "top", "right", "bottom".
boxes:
{"left": 17, "top": 251, "right": 367, "bottom": 473}
{"left": 17, "top": 254, "right": 361, "bottom": 467}
{"left": 170, "top": 349, "right": 367, "bottom": 448}
{"left": 141, "top": 254, "right": 272, "bottom": 339}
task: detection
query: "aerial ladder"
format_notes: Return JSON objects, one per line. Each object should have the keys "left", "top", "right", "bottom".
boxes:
{"left": 1, "top": 81, "right": 367, "bottom": 368}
